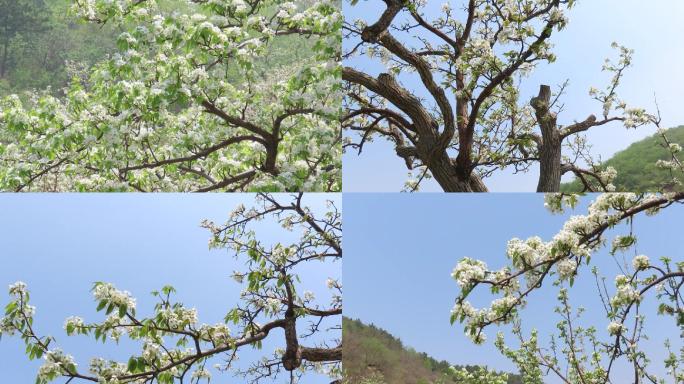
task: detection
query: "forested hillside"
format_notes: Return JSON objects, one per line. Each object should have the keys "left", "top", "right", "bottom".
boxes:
{"left": 343, "top": 317, "right": 522, "bottom": 384}
{"left": 562, "top": 126, "right": 684, "bottom": 192}
{"left": 0, "top": 0, "right": 119, "bottom": 95}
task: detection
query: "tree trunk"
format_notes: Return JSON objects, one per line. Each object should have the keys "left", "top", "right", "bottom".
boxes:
{"left": 536, "top": 135, "right": 562, "bottom": 192}
{"left": 429, "top": 152, "right": 488, "bottom": 192}
{"left": 282, "top": 309, "right": 302, "bottom": 371}
{"left": 531, "top": 85, "right": 562, "bottom": 192}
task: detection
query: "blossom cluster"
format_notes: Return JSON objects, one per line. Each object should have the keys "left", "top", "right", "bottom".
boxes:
{"left": 37, "top": 350, "right": 77, "bottom": 384}
{"left": 451, "top": 258, "right": 488, "bottom": 288}
{"left": 451, "top": 193, "right": 668, "bottom": 343}
{"left": 159, "top": 306, "right": 199, "bottom": 330}
{"left": 92, "top": 282, "right": 137, "bottom": 312}
{"left": 0, "top": 281, "right": 35, "bottom": 337}
{"left": 611, "top": 275, "right": 641, "bottom": 308}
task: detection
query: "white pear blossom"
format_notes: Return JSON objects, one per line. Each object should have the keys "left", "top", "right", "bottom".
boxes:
{"left": 607, "top": 321, "right": 624, "bottom": 336}
{"left": 632, "top": 254, "right": 650, "bottom": 270}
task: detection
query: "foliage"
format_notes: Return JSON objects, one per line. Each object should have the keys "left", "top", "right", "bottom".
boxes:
{"left": 342, "top": 317, "right": 521, "bottom": 384}
{"left": 0, "top": 193, "right": 342, "bottom": 383}
{"left": 562, "top": 126, "right": 684, "bottom": 193}
{"left": 450, "top": 192, "right": 684, "bottom": 383}
{"left": 0, "top": 0, "right": 342, "bottom": 192}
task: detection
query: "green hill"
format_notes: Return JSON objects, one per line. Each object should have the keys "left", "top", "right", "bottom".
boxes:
{"left": 561, "top": 126, "right": 684, "bottom": 192}
{"left": 343, "top": 317, "right": 522, "bottom": 384}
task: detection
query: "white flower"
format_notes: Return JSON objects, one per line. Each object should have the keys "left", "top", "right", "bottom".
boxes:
{"left": 468, "top": 331, "right": 486, "bottom": 345}
{"left": 556, "top": 259, "right": 577, "bottom": 280}
{"left": 266, "top": 298, "right": 281, "bottom": 313}
{"left": 452, "top": 258, "right": 487, "bottom": 287}
{"left": 615, "top": 274, "right": 629, "bottom": 286}
{"left": 8, "top": 281, "right": 27, "bottom": 296}
{"left": 451, "top": 301, "right": 477, "bottom": 318}
{"left": 489, "top": 296, "right": 516, "bottom": 318}
{"left": 598, "top": 166, "right": 618, "bottom": 184}
{"left": 37, "top": 349, "right": 76, "bottom": 380}
{"left": 506, "top": 237, "right": 548, "bottom": 266}
{"left": 631, "top": 254, "right": 649, "bottom": 270}
{"left": 607, "top": 321, "right": 624, "bottom": 336}
{"left": 199, "top": 323, "right": 232, "bottom": 344}
{"left": 92, "top": 283, "right": 136, "bottom": 311}
{"left": 64, "top": 316, "right": 85, "bottom": 332}
{"left": 612, "top": 284, "right": 641, "bottom": 308}
{"left": 191, "top": 368, "right": 211, "bottom": 380}
{"left": 303, "top": 291, "right": 315, "bottom": 302}
{"left": 191, "top": 13, "right": 206, "bottom": 22}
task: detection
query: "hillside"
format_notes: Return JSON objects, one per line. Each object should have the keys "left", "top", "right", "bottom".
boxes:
{"left": 561, "top": 126, "right": 684, "bottom": 192}
{"left": 343, "top": 317, "right": 522, "bottom": 384}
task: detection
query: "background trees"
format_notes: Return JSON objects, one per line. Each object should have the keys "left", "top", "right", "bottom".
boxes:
{"left": 343, "top": 317, "right": 522, "bottom": 384}
{"left": 0, "top": 0, "right": 120, "bottom": 95}
{"left": 0, "top": 0, "right": 341, "bottom": 192}
{"left": 0, "top": 0, "right": 51, "bottom": 80}
{"left": 343, "top": 0, "right": 650, "bottom": 192}
{"left": 0, "top": 193, "right": 342, "bottom": 383}
{"left": 562, "top": 126, "right": 684, "bottom": 193}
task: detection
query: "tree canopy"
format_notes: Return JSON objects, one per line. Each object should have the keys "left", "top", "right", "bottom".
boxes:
{"left": 0, "top": 0, "right": 342, "bottom": 192}
{"left": 343, "top": 0, "right": 651, "bottom": 192}
{"left": 0, "top": 193, "right": 342, "bottom": 383}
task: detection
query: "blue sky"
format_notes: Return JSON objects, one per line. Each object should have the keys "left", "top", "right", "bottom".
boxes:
{"left": 344, "top": 193, "right": 683, "bottom": 383}
{"left": 0, "top": 193, "right": 341, "bottom": 384}
{"left": 343, "top": 0, "right": 684, "bottom": 192}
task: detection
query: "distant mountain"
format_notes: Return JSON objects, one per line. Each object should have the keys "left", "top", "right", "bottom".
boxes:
{"left": 343, "top": 317, "right": 522, "bottom": 384}
{"left": 561, "top": 126, "right": 684, "bottom": 192}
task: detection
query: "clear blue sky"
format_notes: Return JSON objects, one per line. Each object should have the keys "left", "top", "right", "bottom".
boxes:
{"left": 343, "top": 0, "right": 684, "bottom": 192}
{"left": 344, "top": 193, "right": 683, "bottom": 383}
{"left": 0, "top": 193, "right": 341, "bottom": 383}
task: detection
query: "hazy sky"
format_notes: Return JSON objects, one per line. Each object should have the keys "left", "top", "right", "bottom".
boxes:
{"left": 0, "top": 193, "right": 341, "bottom": 384}
{"left": 343, "top": 0, "right": 684, "bottom": 192}
{"left": 344, "top": 193, "right": 683, "bottom": 383}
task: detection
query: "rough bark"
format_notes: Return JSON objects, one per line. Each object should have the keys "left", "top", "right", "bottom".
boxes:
{"left": 301, "top": 346, "right": 343, "bottom": 362}
{"left": 347, "top": 2, "right": 491, "bottom": 192}
{"left": 429, "top": 152, "right": 488, "bottom": 192}
{"left": 531, "top": 85, "right": 562, "bottom": 192}
{"left": 281, "top": 307, "right": 341, "bottom": 370}
{"left": 282, "top": 307, "right": 302, "bottom": 371}
{"left": 343, "top": 68, "right": 488, "bottom": 192}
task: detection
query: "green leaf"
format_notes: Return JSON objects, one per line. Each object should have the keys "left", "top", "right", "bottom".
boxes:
{"left": 127, "top": 357, "right": 136, "bottom": 373}
{"left": 96, "top": 300, "right": 107, "bottom": 312}
{"left": 5, "top": 301, "right": 17, "bottom": 315}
